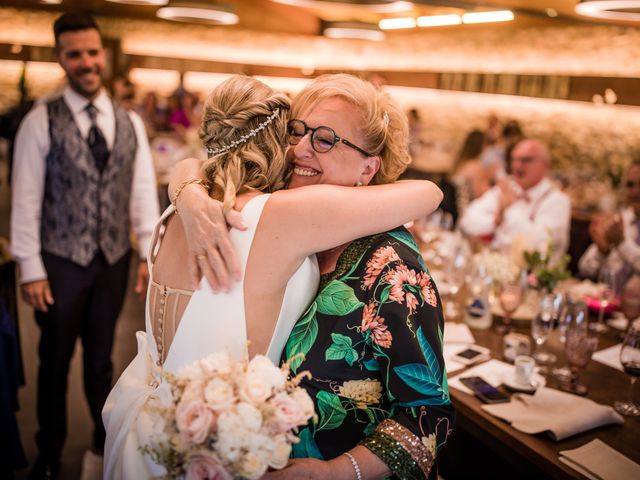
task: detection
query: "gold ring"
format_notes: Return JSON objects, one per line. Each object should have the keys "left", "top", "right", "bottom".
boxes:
{"left": 196, "top": 254, "right": 207, "bottom": 260}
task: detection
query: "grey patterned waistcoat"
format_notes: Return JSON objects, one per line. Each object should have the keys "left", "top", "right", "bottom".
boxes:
{"left": 41, "top": 96, "right": 138, "bottom": 267}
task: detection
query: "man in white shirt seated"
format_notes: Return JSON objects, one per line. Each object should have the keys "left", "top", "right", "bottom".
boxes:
{"left": 579, "top": 160, "right": 640, "bottom": 281}
{"left": 459, "top": 139, "right": 571, "bottom": 261}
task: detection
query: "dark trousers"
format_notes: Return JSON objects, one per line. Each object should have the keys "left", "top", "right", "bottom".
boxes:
{"left": 34, "top": 250, "right": 131, "bottom": 462}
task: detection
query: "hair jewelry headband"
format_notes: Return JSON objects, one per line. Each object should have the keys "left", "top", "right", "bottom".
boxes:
{"left": 206, "top": 108, "right": 280, "bottom": 156}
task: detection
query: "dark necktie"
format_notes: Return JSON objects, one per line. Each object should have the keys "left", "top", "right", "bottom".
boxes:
{"left": 85, "top": 103, "right": 109, "bottom": 172}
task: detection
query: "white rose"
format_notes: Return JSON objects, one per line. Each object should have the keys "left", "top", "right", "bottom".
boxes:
{"left": 236, "top": 402, "right": 263, "bottom": 432}
{"left": 289, "top": 388, "right": 315, "bottom": 421}
{"left": 180, "top": 379, "right": 205, "bottom": 404}
{"left": 237, "top": 452, "right": 268, "bottom": 480}
{"left": 203, "top": 378, "right": 236, "bottom": 412}
{"left": 177, "top": 364, "right": 205, "bottom": 382}
{"left": 175, "top": 398, "right": 216, "bottom": 445}
{"left": 238, "top": 373, "right": 273, "bottom": 406}
{"left": 268, "top": 392, "right": 307, "bottom": 433}
{"left": 247, "top": 355, "right": 287, "bottom": 389}
{"left": 199, "top": 352, "right": 232, "bottom": 377}
{"left": 267, "top": 435, "right": 292, "bottom": 470}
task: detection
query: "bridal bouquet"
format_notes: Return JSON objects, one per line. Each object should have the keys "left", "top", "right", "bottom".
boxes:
{"left": 141, "top": 353, "right": 315, "bottom": 480}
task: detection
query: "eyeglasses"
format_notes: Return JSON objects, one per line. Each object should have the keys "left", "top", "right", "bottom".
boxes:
{"left": 287, "top": 119, "right": 374, "bottom": 157}
{"left": 626, "top": 180, "right": 640, "bottom": 189}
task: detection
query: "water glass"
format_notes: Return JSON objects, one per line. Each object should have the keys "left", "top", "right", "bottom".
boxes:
{"left": 559, "top": 301, "right": 598, "bottom": 396}
{"left": 531, "top": 292, "right": 560, "bottom": 366}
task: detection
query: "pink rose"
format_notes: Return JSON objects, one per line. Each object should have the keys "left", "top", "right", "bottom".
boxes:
{"left": 528, "top": 273, "right": 538, "bottom": 288}
{"left": 269, "top": 392, "right": 307, "bottom": 433}
{"left": 175, "top": 398, "right": 216, "bottom": 445}
{"left": 185, "top": 452, "right": 232, "bottom": 480}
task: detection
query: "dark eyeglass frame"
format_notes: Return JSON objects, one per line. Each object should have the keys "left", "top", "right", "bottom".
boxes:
{"left": 287, "top": 119, "right": 374, "bottom": 157}
{"left": 626, "top": 180, "right": 640, "bottom": 189}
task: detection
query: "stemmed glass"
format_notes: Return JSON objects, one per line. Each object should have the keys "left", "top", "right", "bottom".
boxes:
{"left": 442, "top": 244, "right": 468, "bottom": 320}
{"left": 560, "top": 301, "right": 598, "bottom": 396}
{"left": 614, "top": 320, "right": 640, "bottom": 416}
{"left": 620, "top": 275, "right": 640, "bottom": 335}
{"left": 496, "top": 271, "right": 525, "bottom": 334}
{"left": 593, "top": 267, "right": 622, "bottom": 332}
{"left": 531, "top": 292, "right": 562, "bottom": 368}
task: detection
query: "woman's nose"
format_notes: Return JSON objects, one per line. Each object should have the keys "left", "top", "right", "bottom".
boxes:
{"left": 293, "top": 133, "right": 314, "bottom": 158}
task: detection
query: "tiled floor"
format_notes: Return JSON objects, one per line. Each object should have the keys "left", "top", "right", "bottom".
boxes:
{"left": 2, "top": 156, "right": 146, "bottom": 479}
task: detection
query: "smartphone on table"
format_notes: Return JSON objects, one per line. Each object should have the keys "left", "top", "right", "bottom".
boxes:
{"left": 459, "top": 376, "right": 510, "bottom": 404}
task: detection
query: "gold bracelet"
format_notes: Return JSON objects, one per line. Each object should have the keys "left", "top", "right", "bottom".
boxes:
{"left": 171, "top": 179, "right": 209, "bottom": 212}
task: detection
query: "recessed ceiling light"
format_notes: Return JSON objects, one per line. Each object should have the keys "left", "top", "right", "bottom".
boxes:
{"left": 545, "top": 8, "right": 558, "bottom": 17}
{"left": 462, "top": 10, "right": 514, "bottom": 24}
{"left": 575, "top": 1, "right": 640, "bottom": 21}
{"left": 379, "top": 17, "right": 416, "bottom": 30}
{"left": 270, "top": 1, "right": 412, "bottom": 14}
{"left": 416, "top": 14, "right": 461, "bottom": 27}
{"left": 156, "top": 2, "right": 239, "bottom": 25}
{"left": 323, "top": 21, "right": 385, "bottom": 41}
{"left": 39, "top": 0, "right": 64, "bottom": 4}
{"left": 105, "top": 0, "right": 169, "bottom": 5}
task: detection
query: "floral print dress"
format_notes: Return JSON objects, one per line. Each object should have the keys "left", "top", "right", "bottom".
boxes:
{"left": 282, "top": 227, "right": 455, "bottom": 479}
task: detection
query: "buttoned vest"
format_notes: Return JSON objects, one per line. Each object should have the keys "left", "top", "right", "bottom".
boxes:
{"left": 41, "top": 96, "right": 138, "bottom": 266}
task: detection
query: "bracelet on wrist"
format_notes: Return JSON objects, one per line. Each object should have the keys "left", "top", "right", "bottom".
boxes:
{"left": 171, "top": 179, "right": 210, "bottom": 213}
{"left": 344, "top": 452, "right": 363, "bottom": 480}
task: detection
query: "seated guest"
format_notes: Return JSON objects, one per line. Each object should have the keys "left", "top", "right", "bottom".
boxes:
{"left": 579, "top": 160, "right": 640, "bottom": 281}
{"left": 459, "top": 139, "right": 571, "bottom": 261}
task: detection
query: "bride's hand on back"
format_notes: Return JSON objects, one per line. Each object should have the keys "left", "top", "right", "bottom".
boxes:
{"left": 174, "top": 182, "right": 246, "bottom": 291}
{"left": 260, "top": 458, "right": 333, "bottom": 480}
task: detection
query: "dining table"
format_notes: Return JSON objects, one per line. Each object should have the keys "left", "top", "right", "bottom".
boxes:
{"left": 437, "top": 317, "right": 640, "bottom": 479}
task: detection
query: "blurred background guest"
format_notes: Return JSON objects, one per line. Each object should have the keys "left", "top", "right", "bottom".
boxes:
{"left": 109, "top": 74, "right": 135, "bottom": 111}
{"left": 578, "top": 159, "right": 640, "bottom": 281}
{"left": 459, "top": 139, "right": 571, "bottom": 261}
{"left": 451, "top": 129, "right": 491, "bottom": 215}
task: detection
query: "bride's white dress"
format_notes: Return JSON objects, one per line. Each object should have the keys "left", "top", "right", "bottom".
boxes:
{"left": 102, "top": 194, "right": 319, "bottom": 479}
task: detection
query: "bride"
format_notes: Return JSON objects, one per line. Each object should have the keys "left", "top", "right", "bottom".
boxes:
{"left": 102, "top": 75, "right": 442, "bottom": 479}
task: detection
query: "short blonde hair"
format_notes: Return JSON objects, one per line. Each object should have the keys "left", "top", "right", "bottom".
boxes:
{"left": 199, "top": 75, "right": 290, "bottom": 211}
{"left": 291, "top": 73, "right": 411, "bottom": 185}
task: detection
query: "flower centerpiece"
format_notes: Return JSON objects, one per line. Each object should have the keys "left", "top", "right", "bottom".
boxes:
{"left": 141, "top": 353, "right": 315, "bottom": 480}
{"left": 523, "top": 240, "right": 571, "bottom": 293}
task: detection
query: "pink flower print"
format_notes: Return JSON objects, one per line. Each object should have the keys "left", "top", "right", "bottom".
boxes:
{"left": 385, "top": 264, "right": 418, "bottom": 304}
{"left": 361, "top": 302, "right": 393, "bottom": 349}
{"left": 406, "top": 291, "right": 419, "bottom": 313}
{"left": 363, "top": 246, "right": 401, "bottom": 290}
{"left": 417, "top": 271, "right": 438, "bottom": 308}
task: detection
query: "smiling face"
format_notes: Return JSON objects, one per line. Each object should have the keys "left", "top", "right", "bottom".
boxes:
{"left": 510, "top": 139, "right": 550, "bottom": 191}
{"left": 625, "top": 163, "right": 640, "bottom": 216}
{"left": 287, "top": 96, "right": 380, "bottom": 189}
{"left": 56, "top": 28, "right": 105, "bottom": 100}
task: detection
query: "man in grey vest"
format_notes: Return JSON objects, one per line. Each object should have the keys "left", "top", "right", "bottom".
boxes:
{"left": 10, "top": 13, "right": 159, "bottom": 480}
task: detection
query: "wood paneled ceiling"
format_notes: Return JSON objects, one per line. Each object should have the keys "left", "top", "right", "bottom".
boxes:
{"left": 2, "top": 0, "right": 639, "bottom": 36}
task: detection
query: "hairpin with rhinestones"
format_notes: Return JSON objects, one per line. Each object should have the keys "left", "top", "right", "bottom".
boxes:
{"left": 206, "top": 109, "right": 280, "bottom": 156}
{"left": 382, "top": 111, "right": 389, "bottom": 126}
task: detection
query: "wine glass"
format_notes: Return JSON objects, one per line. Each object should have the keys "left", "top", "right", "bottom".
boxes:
{"left": 620, "top": 275, "right": 640, "bottom": 335}
{"left": 614, "top": 320, "right": 640, "bottom": 416}
{"left": 531, "top": 292, "right": 562, "bottom": 368}
{"left": 496, "top": 271, "right": 525, "bottom": 334}
{"left": 593, "top": 267, "right": 622, "bottom": 332}
{"left": 442, "top": 245, "right": 468, "bottom": 320}
{"left": 559, "top": 301, "right": 598, "bottom": 396}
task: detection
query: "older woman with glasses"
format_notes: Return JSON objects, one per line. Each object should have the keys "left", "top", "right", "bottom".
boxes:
{"left": 172, "top": 74, "right": 455, "bottom": 480}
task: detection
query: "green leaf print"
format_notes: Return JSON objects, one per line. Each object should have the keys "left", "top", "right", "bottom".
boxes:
{"left": 417, "top": 326, "right": 449, "bottom": 402}
{"left": 285, "top": 302, "right": 318, "bottom": 373}
{"left": 325, "top": 333, "right": 358, "bottom": 366}
{"left": 363, "top": 357, "right": 380, "bottom": 371}
{"left": 394, "top": 363, "right": 444, "bottom": 399}
{"left": 316, "top": 391, "right": 347, "bottom": 431}
{"left": 292, "top": 428, "right": 323, "bottom": 459}
{"left": 316, "top": 280, "right": 364, "bottom": 316}
{"left": 379, "top": 285, "right": 391, "bottom": 304}
{"left": 388, "top": 230, "right": 420, "bottom": 255}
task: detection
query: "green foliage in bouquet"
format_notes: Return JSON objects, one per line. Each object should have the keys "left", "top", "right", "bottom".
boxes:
{"left": 523, "top": 240, "right": 571, "bottom": 292}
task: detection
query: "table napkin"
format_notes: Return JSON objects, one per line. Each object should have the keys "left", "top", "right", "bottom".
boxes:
{"left": 443, "top": 322, "right": 475, "bottom": 344}
{"left": 592, "top": 344, "right": 623, "bottom": 372}
{"left": 449, "top": 359, "right": 512, "bottom": 394}
{"left": 482, "top": 387, "right": 624, "bottom": 440}
{"left": 559, "top": 439, "right": 640, "bottom": 480}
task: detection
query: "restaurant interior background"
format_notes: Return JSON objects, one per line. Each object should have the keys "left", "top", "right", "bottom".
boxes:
{"left": 0, "top": 1, "right": 639, "bottom": 479}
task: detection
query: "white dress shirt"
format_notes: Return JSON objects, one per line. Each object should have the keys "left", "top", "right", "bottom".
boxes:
{"left": 459, "top": 177, "right": 571, "bottom": 260}
{"left": 10, "top": 87, "right": 160, "bottom": 283}
{"left": 578, "top": 207, "right": 640, "bottom": 279}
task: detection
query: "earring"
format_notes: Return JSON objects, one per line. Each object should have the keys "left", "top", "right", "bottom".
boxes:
{"left": 356, "top": 181, "right": 364, "bottom": 187}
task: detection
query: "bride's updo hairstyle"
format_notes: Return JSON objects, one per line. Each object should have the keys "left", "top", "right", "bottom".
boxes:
{"left": 291, "top": 73, "right": 411, "bottom": 185}
{"left": 199, "top": 75, "right": 290, "bottom": 212}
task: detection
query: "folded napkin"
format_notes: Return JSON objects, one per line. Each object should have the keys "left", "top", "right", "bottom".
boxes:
{"left": 593, "top": 344, "right": 623, "bottom": 372}
{"left": 444, "top": 322, "right": 475, "bottom": 344}
{"left": 482, "top": 387, "right": 624, "bottom": 440}
{"left": 449, "top": 359, "right": 511, "bottom": 394}
{"left": 560, "top": 439, "right": 640, "bottom": 480}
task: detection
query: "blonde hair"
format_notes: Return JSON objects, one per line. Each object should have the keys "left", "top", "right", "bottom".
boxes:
{"left": 199, "top": 75, "right": 290, "bottom": 212}
{"left": 291, "top": 73, "right": 411, "bottom": 185}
